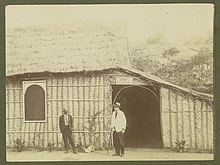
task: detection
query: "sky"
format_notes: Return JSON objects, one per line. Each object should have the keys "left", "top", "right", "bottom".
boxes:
{"left": 6, "top": 4, "right": 214, "bottom": 43}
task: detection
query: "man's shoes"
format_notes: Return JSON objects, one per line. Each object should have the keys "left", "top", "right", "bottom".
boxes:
{"left": 73, "top": 150, "right": 78, "bottom": 154}
{"left": 120, "top": 154, "right": 124, "bottom": 157}
{"left": 112, "top": 153, "right": 120, "bottom": 156}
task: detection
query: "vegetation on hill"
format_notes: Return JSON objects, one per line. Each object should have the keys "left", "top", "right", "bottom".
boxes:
{"left": 129, "top": 34, "right": 213, "bottom": 94}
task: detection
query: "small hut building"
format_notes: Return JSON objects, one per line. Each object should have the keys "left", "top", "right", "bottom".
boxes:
{"left": 6, "top": 21, "right": 214, "bottom": 152}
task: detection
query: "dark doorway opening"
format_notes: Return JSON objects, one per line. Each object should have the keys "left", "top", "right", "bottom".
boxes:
{"left": 112, "top": 85, "right": 162, "bottom": 148}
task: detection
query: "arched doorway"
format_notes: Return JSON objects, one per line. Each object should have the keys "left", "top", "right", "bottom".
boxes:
{"left": 112, "top": 85, "right": 162, "bottom": 148}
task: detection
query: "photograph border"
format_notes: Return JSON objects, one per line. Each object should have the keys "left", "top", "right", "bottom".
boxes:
{"left": 0, "top": 0, "right": 219, "bottom": 164}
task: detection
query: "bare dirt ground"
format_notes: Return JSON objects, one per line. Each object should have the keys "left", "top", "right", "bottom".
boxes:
{"left": 7, "top": 148, "right": 214, "bottom": 162}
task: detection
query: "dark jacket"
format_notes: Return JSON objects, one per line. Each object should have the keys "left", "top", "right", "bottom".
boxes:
{"left": 59, "top": 114, "right": 73, "bottom": 133}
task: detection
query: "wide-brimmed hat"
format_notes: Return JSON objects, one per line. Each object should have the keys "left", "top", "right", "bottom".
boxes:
{"left": 113, "top": 102, "right": 121, "bottom": 108}
{"left": 62, "top": 108, "right": 68, "bottom": 113}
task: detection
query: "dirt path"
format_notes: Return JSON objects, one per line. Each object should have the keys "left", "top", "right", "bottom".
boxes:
{"left": 7, "top": 148, "right": 214, "bottom": 161}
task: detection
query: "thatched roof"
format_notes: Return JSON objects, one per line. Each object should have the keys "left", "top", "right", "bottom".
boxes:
{"left": 6, "top": 20, "right": 131, "bottom": 76}
{"left": 6, "top": 21, "right": 213, "bottom": 100}
{"left": 117, "top": 66, "right": 213, "bottom": 100}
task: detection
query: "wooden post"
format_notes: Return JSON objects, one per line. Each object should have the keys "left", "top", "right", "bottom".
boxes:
{"left": 193, "top": 99, "right": 198, "bottom": 149}
{"left": 72, "top": 76, "right": 76, "bottom": 144}
{"left": 93, "top": 76, "right": 97, "bottom": 146}
{"left": 82, "top": 76, "right": 86, "bottom": 145}
{"left": 200, "top": 101, "right": 204, "bottom": 150}
{"left": 181, "top": 96, "right": 184, "bottom": 141}
{"left": 168, "top": 90, "right": 173, "bottom": 148}
{"left": 52, "top": 78, "right": 55, "bottom": 145}
{"left": 103, "top": 75, "right": 106, "bottom": 147}
{"left": 77, "top": 76, "right": 80, "bottom": 143}
{"left": 19, "top": 84, "right": 22, "bottom": 140}
{"left": 187, "top": 96, "right": 192, "bottom": 149}
{"left": 97, "top": 76, "right": 101, "bottom": 147}
{"left": 7, "top": 83, "right": 11, "bottom": 146}
{"left": 12, "top": 84, "right": 16, "bottom": 145}
{"left": 88, "top": 75, "right": 92, "bottom": 144}
{"left": 159, "top": 87, "right": 164, "bottom": 148}
{"left": 56, "top": 78, "right": 59, "bottom": 147}
{"left": 46, "top": 79, "right": 49, "bottom": 148}
{"left": 175, "top": 92, "right": 179, "bottom": 143}
{"left": 205, "top": 102, "right": 209, "bottom": 149}
{"left": 51, "top": 78, "right": 54, "bottom": 144}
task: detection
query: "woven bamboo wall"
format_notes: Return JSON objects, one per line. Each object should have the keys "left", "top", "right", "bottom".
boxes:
{"left": 160, "top": 86, "right": 213, "bottom": 151}
{"left": 6, "top": 74, "right": 112, "bottom": 149}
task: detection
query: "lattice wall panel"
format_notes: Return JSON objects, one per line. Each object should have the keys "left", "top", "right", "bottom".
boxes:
{"left": 160, "top": 86, "right": 213, "bottom": 151}
{"left": 6, "top": 74, "right": 112, "bottom": 149}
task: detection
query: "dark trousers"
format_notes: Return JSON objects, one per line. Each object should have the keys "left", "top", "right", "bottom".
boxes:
{"left": 62, "top": 126, "right": 76, "bottom": 152}
{"left": 113, "top": 131, "right": 125, "bottom": 155}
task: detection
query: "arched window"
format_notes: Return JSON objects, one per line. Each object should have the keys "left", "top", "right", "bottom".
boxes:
{"left": 23, "top": 81, "right": 46, "bottom": 122}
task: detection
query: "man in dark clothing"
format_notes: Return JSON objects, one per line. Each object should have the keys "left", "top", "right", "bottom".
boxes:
{"left": 59, "top": 108, "right": 77, "bottom": 154}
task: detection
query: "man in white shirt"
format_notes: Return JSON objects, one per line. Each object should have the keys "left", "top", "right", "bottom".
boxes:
{"left": 111, "top": 102, "right": 127, "bottom": 157}
{"left": 59, "top": 108, "right": 77, "bottom": 154}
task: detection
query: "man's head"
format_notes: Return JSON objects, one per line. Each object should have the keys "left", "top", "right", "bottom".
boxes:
{"left": 113, "top": 102, "right": 121, "bottom": 112}
{"left": 63, "top": 108, "right": 68, "bottom": 115}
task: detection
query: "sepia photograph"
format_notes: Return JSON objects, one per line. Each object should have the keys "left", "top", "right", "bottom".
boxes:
{"left": 5, "top": 4, "right": 214, "bottom": 161}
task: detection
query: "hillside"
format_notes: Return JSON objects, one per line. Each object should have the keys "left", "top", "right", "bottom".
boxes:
{"left": 129, "top": 35, "right": 213, "bottom": 94}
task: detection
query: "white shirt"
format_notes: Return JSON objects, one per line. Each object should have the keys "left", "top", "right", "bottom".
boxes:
{"left": 64, "top": 114, "right": 69, "bottom": 126}
{"left": 111, "top": 110, "right": 127, "bottom": 132}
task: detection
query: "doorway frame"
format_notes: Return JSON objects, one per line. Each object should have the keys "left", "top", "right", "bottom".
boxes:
{"left": 111, "top": 85, "right": 163, "bottom": 148}
{"left": 113, "top": 85, "right": 159, "bottom": 103}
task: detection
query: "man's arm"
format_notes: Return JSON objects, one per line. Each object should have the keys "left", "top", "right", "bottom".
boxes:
{"left": 69, "top": 114, "right": 73, "bottom": 131}
{"left": 110, "top": 111, "right": 115, "bottom": 129}
{"left": 59, "top": 116, "right": 62, "bottom": 133}
{"left": 121, "top": 112, "right": 127, "bottom": 133}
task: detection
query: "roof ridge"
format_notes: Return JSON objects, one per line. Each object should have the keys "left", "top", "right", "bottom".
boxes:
{"left": 116, "top": 65, "right": 213, "bottom": 99}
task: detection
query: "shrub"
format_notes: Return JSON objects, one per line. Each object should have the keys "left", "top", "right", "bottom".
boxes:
{"left": 14, "top": 138, "right": 25, "bottom": 152}
{"left": 175, "top": 140, "right": 186, "bottom": 153}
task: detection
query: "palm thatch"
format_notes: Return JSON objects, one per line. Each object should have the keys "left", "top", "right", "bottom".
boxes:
{"left": 117, "top": 66, "right": 213, "bottom": 100}
{"left": 6, "top": 20, "right": 131, "bottom": 76}
{"left": 6, "top": 20, "right": 213, "bottom": 100}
